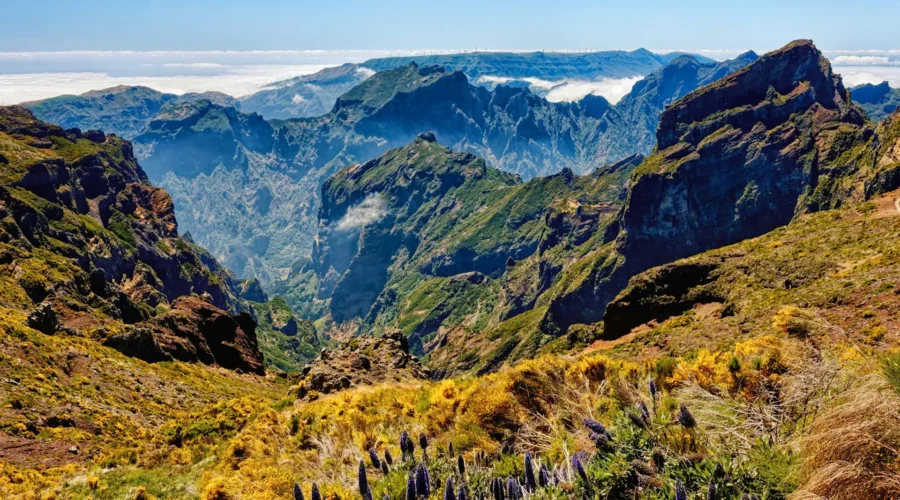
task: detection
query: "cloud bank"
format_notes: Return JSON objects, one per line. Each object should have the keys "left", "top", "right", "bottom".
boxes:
{"left": 0, "top": 65, "right": 328, "bottom": 104}
{"left": 336, "top": 194, "right": 387, "bottom": 231}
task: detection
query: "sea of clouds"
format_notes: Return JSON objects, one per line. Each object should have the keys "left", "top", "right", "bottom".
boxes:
{"left": 1, "top": 48, "right": 899, "bottom": 106}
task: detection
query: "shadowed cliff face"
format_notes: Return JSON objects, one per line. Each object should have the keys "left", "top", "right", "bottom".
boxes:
{"left": 544, "top": 40, "right": 889, "bottom": 333}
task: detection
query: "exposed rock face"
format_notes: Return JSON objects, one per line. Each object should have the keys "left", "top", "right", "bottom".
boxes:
{"left": 0, "top": 106, "right": 261, "bottom": 373}
{"left": 544, "top": 40, "right": 885, "bottom": 332}
{"left": 133, "top": 297, "right": 264, "bottom": 374}
{"left": 292, "top": 330, "right": 427, "bottom": 398}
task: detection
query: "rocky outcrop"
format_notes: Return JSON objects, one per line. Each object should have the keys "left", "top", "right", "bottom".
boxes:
{"left": 292, "top": 330, "right": 427, "bottom": 398}
{"left": 132, "top": 297, "right": 264, "bottom": 374}
{"left": 545, "top": 40, "right": 877, "bottom": 333}
{"left": 0, "top": 106, "right": 260, "bottom": 374}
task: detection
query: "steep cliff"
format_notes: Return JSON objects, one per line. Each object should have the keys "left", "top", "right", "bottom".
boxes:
{"left": 0, "top": 106, "right": 264, "bottom": 372}
{"left": 544, "top": 40, "right": 895, "bottom": 332}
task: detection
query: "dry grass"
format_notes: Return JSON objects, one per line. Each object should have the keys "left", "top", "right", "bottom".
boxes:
{"left": 792, "top": 375, "right": 900, "bottom": 499}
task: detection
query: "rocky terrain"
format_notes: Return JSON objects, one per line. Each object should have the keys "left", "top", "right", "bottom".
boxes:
{"left": 851, "top": 81, "right": 900, "bottom": 122}
{"left": 292, "top": 330, "right": 427, "bottom": 399}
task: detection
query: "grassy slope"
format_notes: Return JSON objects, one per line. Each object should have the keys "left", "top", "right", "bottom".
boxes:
{"left": 15, "top": 196, "right": 900, "bottom": 498}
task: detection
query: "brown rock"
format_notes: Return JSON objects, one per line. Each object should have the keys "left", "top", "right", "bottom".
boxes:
{"left": 135, "top": 297, "right": 264, "bottom": 374}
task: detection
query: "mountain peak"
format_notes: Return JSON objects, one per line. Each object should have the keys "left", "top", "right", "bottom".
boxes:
{"left": 657, "top": 38, "right": 858, "bottom": 150}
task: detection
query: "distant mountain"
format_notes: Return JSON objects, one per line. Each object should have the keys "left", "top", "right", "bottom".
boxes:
{"left": 851, "top": 81, "right": 900, "bottom": 122}
{"left": 361, "top": 49, "right": 717, "bottom": 81}
{"left": 26, "top": 53, "right": 755, "bottom": 296}
{"left": 25, "top": 86, "right": 241, "bottom": 139}
{"left": 296, "top": 40, "right": 900, "bottom": 376}
{"left": 239, "top": 63, "right": 373, "bottom": 119}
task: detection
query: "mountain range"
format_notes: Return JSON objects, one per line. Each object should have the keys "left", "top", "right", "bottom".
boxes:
{"left": 301, "top": 41, "right": 900, "bottom": 375}
{"left": 5, "top": 39, "right": 900, "bottom": 499}
{"left": 25, "top": 52, "right": 758, "bottom": 298}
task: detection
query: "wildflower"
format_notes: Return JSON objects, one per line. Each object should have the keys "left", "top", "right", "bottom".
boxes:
{"left": 651, "top": 450, "right": 665, "bottom": 471}
{"left": 311, "top": 483, "right": 322, "bottom": 500}
{"left": 674, "top": 480, "right": 687, "bottom": 500}
{"left": 448, "top": 441, "right": 454, "bottom": 457}
{"left": 385, "top": 449, "right": 394, "bottom": 466}
{"left": 406, "top": 470, "right": 417, "bottom": 500}
{"left": 458, "top": 485, "right": 468, "bottom": 500}
{"left": 416, "top": 463, "right": 431, "bottom": 497}
{"left": 359, "top": 460, "right": 373, "bottom": 500}
{"left": 491, "top": 477, "right": 505, "bottom": 500}
{"left": 591, "top": 431, "right": 611, "bottom": 451}
{"left": 678, "top": 403, "right": 696, "bottom": 428}
{"left": 583, "top": 418, "right": 606, "bottom": 435}
{"left": 381, "top": 460, "right": 389, "bottom": 475}
{"left": 384, "top": 495, "right": 390, "bottom": 500}
{"left": 401, "top": 431, "right": 413, "bottom": 461}
{"left": 506, "top": 476, "right": 521, "bottom": 500}
{"left": 369, "top": 448, "right": 382, "bottom": 469}
{"left": 649, "top": 378, "right": 658, "bottom": 399}
{"left": 457, "top": 454, "right": 466, "bottom": 475}
{"left": 293, "top": 483, "right": 305, "bottom": 500}
{"left": 419, "top": 433, "right": 428, "bottom": 452}
{"left": 572, "top": 453, "right": 588, "bottom": 482}
{"left": 708, "top": 478, "right": 718, "bottom": 500}
{"left": 523, "top": 452, "right": 537, "bottom": 491}
{"left": 638, "top": 401, "right": 651, "bottom": 423}
{"left": 628, "top": 412, "right": 648, "bottom": 429}
{"left": 444, "top": 477, "right": 456, "bottom": 500}
{"left": 538, "top": 463, "right": 551, "bottom": 488}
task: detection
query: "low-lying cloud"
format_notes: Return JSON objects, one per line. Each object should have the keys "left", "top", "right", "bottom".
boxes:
{"left": 476, "top": 75, "right": 641, "bottom": 104}
{"left": 545, "top": 77, "right": 643, "bottom": 104}
{"left": 0, "top": 65, "right": 329, "bottom": 104}
{"left": 835, "top": 66, "right": 900, "bottom": 87}
{"left": 335, "top": 194, "right": 387, "bottom": 231}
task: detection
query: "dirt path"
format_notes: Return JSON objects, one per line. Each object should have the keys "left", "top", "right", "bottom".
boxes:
{"left": 0, "top": 433, "right": 85, "bottom": 468}
{"left": 871, "top": 189, "right": 900, "bottom": 218}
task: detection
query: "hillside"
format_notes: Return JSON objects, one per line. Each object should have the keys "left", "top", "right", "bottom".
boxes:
{"left": 5, "top": 41, "right": 900, "bottom": 500}
{"left": 25, "top": 86, "right": 240, "bottom": 140}
{"left": 851, "top": 81, "right": 900, "bottom": 122}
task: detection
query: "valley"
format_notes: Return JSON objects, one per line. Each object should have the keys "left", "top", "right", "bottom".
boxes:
{"left": 2, "top": 34, "right": 900, "bottom": 500}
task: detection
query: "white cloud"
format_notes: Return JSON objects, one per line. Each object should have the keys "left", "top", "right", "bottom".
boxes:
{"left": 335, "top": 194, "right": 387, "bottom": 231}
{"left": 832, "top": 56, "right": 897, "bottom": 66}
{"left": 476, "top": 75, "right": 641, "bottom": 104}
{"left": 291, "top": 93, "right": 306, "bottom": 104}
{"left": 833, "top": 66, "right": 900, "bottom": 87}
{"left": 0, "top": 64, "right": 330, "bottom": 104}
{"left": 356, "top": 67, "right": 376, "bottom": 78}
{"left": 162, "top": 62, "right": 226, "bottom": 69}
{"left": 545, "top": 77, "right": 642, "bottom": 104}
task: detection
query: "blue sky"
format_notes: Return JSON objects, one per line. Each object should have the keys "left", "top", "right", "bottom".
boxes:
{"left": 3, "top": 0, "right": 899, "bottom": 52}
